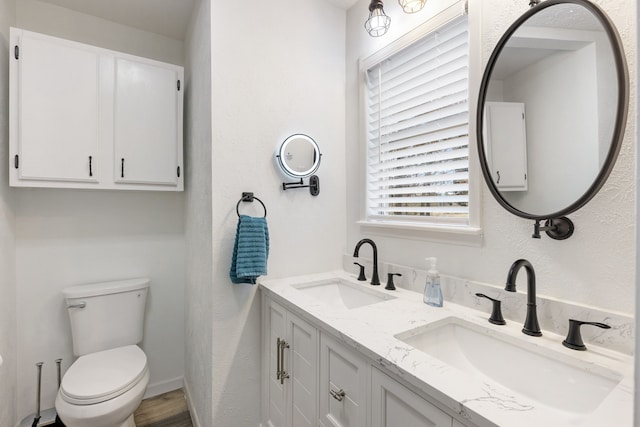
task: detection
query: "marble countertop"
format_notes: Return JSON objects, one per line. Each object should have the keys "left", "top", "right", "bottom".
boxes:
{"left": 260, "top": 270, "right": 634, "bottom": 427}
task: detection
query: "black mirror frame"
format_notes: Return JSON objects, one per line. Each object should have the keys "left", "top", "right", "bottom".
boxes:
{"left": 476, "top": 0, "right": 629, "bottom": 223}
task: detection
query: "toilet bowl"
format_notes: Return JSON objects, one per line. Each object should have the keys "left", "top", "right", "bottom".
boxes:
{"left": 55, "top": 345, "right": 149, "bottom": 427}
{"left": 55, "top": 278, "right": 150, "bottom": 427}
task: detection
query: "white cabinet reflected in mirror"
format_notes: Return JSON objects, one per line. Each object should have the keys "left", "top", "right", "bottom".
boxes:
{"left": 275, "top": 134, "right": 321, "bottom": 196}
{"left": 483, "top": 102, "right": 528, "bottom": 192}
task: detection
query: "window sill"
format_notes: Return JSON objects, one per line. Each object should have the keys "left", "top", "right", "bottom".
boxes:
{"left": 357, "top": 220, "right": 483, "bottom": 246}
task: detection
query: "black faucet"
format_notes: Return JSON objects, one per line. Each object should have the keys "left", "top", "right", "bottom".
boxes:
{"left": 353, "top": 238, "right": 380, "bottom": 286}
{"left": 505, "top": 259, "right": 541, "bottom": 336}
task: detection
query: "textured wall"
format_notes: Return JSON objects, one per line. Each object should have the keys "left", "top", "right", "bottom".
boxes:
{"left": 16, "top": 0, "right": 184, "bottom": 65}
{"left": 209, "top": 0, "right": 346, "bottom": 425}
{"left": 184, "top": 0, "right": 213, "bottom": 425}
{"left": 0, "top": 0, "right": 16, "bottom": 425}
{"left": 13, "top": 4, "right": 188, "bottom": 421}
{"left": 346, "top": 0, "right": 636, "bottom": 314}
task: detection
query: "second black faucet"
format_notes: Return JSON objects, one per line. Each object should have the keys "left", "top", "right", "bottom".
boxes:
{"left": 505, "top": 259, "right": 542, "bottom": 337}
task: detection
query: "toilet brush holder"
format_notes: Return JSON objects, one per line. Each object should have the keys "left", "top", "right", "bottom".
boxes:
{"left": 19, "top": 408, "right": 57, "bottom": 427}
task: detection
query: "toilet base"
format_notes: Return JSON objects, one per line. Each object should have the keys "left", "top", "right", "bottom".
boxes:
{"left": 121, "top": 414, "right": 135, "bottom": 427}
{"left": 55, "top": 368, "right": 148, "bottom": 427}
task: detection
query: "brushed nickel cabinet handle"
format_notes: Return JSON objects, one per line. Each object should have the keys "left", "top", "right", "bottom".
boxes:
{"left": 278, "top": 338, "right": 290, "bottom": 384}
{"left": 276, "top": 338, "right": 282, "bottom": 380}
{"left": 330, "top": 388, "right": 346, "bottom": 402}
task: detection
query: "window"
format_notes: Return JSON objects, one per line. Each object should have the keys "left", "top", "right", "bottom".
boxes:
{"left": 364, "top": 15, "right": 470, "bottom": 228}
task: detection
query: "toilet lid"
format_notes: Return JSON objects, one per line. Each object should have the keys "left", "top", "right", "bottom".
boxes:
{"left": 61, "top": 345, "right": 147, "bottom": 405}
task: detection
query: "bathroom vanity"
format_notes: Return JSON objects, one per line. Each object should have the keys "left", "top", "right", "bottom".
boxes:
{"left": 260, "top": 271, "right": 633, "bottom": 427}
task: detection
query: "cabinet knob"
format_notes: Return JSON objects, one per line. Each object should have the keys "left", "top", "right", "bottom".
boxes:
{"left": 330, "top": 388, "right": 346, "bottom": 402}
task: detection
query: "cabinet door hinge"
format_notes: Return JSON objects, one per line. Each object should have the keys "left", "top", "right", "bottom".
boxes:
{"left": 14, "top": 155, "right": 19, "bottom": 169}
{"left": 14, "top": 46, "right": 19, "bottom": 60}
{"left": 177, "top": 80, "right": 181, "bottom": 91}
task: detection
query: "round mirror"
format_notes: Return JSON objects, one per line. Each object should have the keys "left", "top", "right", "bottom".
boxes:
{"left": 276, "top": 134, "right": 321, "bottom": 178}
{"left": 477, "top": 0, "right": 628, "bottom": 219}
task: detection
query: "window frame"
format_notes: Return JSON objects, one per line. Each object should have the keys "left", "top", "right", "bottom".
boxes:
{"left": 357, "top": 0, "right": 483, "bottom": 245}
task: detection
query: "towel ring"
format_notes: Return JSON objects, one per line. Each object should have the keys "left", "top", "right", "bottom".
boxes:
{"left": 236, "top": 192, "right": 267, "bottom": 218}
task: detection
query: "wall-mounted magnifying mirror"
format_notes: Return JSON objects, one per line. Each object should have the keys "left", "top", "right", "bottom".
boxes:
{"left": 477, "top": 0, "right": 628, "bottom": 239}
{"left": 275, "top": 134, "right": 321, "bottom": 196}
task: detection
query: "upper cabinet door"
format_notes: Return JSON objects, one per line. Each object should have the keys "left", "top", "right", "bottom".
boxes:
{"left": 114, "top": 57, "right": 182, "bottom": 186}
{"left": 484, "top": 102, "right": 528, "bottom": 191}
{"left": 16, "top": 32, "right": 99, "bottom": 183}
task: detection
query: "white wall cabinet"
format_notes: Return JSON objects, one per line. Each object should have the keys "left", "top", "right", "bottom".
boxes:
{"left": 483, "top": 102, "right": 528, "bottom": 191}
{"left": 319, "top": 333, "right": 368, "bottom": 427}
{"left": 262, "top": 298, "right": 318, "bottom": 427}
{"left": 262, "top": 294, "right": 472, "bottom": 427}
{"left": 10, "top": 28, "right": 184, "bottom": 191}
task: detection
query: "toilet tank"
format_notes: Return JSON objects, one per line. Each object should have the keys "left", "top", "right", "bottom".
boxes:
{"left": 63, "top": 278, "right": 150, "bottom": 356}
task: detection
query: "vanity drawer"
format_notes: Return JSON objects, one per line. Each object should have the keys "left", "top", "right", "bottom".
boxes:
{"left": 371, "top": 367, "right": 452, "bottom": 427}
{"left": 319, "top": 333, "right": 368, "bottom": 427}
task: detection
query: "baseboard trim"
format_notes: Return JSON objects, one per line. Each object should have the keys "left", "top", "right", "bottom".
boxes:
{"left": 183, "top": 378, "right": 202, "bottom": 427}
{"left": 143, "top": 376, "right": 184, "bottom": 399}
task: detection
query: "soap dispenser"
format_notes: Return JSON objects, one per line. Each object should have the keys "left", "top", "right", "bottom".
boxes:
{"left": 423, "top": 257, "right": 443, "bottom": 307}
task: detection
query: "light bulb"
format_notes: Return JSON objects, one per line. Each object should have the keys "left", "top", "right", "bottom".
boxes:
{"left": 399, "top": 0, "right": 426, "bottom": 13}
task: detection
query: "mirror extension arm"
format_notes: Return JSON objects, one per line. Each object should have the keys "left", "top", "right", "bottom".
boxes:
{"left": 532, "top": 217, "right": 574, "bottom": 240}
{"left": 281, "top": 175, "right": 320, "bottom": 196}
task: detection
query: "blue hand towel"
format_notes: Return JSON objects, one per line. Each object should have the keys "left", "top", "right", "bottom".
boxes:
{"left": 230, "top": 215, "right": 270, "bottom": 284}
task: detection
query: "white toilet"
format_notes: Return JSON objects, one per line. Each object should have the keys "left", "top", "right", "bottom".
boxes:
{"left": 55, "top": 278, "right": 150, "bottom": 427}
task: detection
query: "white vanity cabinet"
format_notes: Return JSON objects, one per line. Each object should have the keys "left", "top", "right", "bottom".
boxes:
{"left": 10, "top": 28, "right": 184, "bottom": 191}
{"left": 371, "top": 368, "right": 453, "bottom": 427}
{"left": 262, "top": 298, "right": 318, "bottom": 427}
{"left": 262, "top": 293, "right": 471, "bottom": 427}
{"left": 319, "top": 333, "right": 368, "bottom": 427}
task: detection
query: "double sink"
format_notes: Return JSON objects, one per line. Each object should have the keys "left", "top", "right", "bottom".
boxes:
{"left": 292, "top": 277, "right": 624, "bottom": 418}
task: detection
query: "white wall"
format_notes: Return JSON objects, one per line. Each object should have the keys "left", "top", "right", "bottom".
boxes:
{"left": 501, "top": 44, "right": 599, "bottom": 214}
{"left": 0, "top": 0, "right": 16, "bottom": 424}
{"left": 13, "top": 4, "right": 187, "bottom": 420}
{"left": 209, "top": 0, "right": 346, "bottom": 424}
{"left": 184, "top": 0, "right": 213, "bottom": 425}
{"left": 16, "top": 0, "right": 183, "bottom": 65}
{"left": 346, "top": 0, "right": 635, "bottom": 314}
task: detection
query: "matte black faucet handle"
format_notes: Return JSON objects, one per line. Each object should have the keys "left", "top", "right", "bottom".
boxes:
{"left": 475, "top": 293, "right": 506, "bottom": 325}
{"left": 386, "top": 273, "right": 401, "bottom": 290}
{"left": 353, "top": 262, "right": 366, "bottom": 281}
{"left": 562, "top": 319, "right": 611, "bottom": 351}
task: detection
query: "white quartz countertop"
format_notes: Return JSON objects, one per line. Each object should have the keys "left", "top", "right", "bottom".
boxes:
{"left": 260, "top": 270, "right": 634, "bottom": 427}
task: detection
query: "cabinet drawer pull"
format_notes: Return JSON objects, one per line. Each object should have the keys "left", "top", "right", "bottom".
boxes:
{"left": 330, "top": 388, "right": 346, "bottom": 402}
{"left": 276, "top": 337, "right": 282, "bottom": 380}
{"left": 277, "top": 338, "right": 290, "bottom": 384}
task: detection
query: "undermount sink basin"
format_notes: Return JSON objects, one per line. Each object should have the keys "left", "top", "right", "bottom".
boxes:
{"left": 395, "top": 317, "right": 622, "bottom": 414}
{"left": 292, "top": 278, "right": 396, "bottom": 309}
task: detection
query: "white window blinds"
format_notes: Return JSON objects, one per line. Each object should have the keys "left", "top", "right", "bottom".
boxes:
{"left": 365, "top": 16, "right": 469, "bottom": 225}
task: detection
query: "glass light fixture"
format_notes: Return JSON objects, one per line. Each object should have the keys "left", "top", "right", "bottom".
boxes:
{"left": 398, "top": 0, "right": 426, "bottom": 13}
{"left": 365, "top": 0, "right": 391, "bottom": 37}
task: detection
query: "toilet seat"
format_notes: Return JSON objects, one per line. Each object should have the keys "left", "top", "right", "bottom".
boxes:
{"left": 60, "top": 345, "right": 147, "bottom": 405}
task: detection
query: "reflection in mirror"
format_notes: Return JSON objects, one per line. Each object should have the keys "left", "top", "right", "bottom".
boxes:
{"left": 276, "top": 134, "right": 321, "bottom": 178}
{"left": 478, "top": 0, "right": 627, "bottom": 221}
